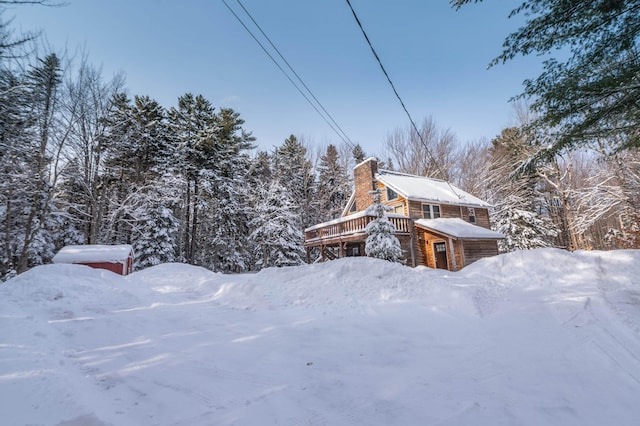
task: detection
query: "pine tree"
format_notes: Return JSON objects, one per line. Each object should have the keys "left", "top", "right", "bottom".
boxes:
{"left": 102, "top": 94, "right": 172, "bottom": 246}
{"left": 249, "top": 178, "right": 304, "bottom": 268}
{"left": 198, "top": 107, "right": 255, "bottom": 272}
{"left": 365, "top": 188, "right": 403, "bottom": 263}
{"left": 454, "top": 0, "right": 640, "bottom": 160}
{"left": 130, "top": 173, "right": 181, "bottom": 269}
{"left": 274, "top": 135, "right": 317, "bottom": 229}
{"left": 352, "top": 143, "right": 366, "bottom": 164}
{"left": 167, "top": 93, "right": 218, "bottom": 264}
{"left": 316, "top": 144, "right": 351, "bottom": 221}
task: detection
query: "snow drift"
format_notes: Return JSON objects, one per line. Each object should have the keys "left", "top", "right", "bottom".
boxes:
{"left": 1, "top": 249, "right": 639, "bottom": 425}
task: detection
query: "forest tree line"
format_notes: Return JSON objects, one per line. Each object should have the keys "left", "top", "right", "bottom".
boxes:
{"left": 0, "top": 45, "right": 359, "bottom": 278}
{"left": 2, "top": 1, "right": 639, "bottom": 280}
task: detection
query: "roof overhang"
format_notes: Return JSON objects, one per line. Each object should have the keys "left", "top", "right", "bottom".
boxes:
{"left": 52, "top": 244, "right": 134, "bottom": 264}
{"left": 376, "top": 171, "right": 492, "bottom": 208}
{"left": 415, "top": 218, "right": 504, "bottom": 240}
{"left": 340, "top": 191, "right": 356, "bottom": 217}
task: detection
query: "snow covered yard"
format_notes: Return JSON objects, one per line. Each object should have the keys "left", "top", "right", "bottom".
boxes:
{"left": 1, "top": 249, "right": 640, "bottom": 425}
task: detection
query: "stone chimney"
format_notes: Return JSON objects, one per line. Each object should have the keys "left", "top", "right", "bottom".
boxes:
{"left": 353, "top": 157, "right": 378, "bottom": 213}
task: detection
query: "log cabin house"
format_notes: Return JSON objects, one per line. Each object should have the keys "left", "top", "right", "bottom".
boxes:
{"left": 304, "top": 158, "right": 503, "bottom": 271}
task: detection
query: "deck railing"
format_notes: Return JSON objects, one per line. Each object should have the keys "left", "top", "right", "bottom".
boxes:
{"left": 304, "top": 214, "right": 411, "bottom": 245}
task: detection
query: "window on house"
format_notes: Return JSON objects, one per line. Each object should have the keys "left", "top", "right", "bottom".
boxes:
{"left": 386, "top": 187, "right": 398, "bottom": 201}
{"left": 349, "top": 201, "right": 357, "bottom": 213}
{"left": 393, "top": 204, "right": 404, "bottom": 215}
{"left": 422, "top": 204, "right": 441, "bottom": 219}
{"left": 468, "top": 207, "right": 476, "bottom": 223}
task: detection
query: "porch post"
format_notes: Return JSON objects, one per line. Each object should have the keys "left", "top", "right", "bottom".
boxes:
{"left": 409, "top": 222, "right": 417, "bottom": 267}
{"left": 448, "top": 238, "right": 457, "bottom": 272}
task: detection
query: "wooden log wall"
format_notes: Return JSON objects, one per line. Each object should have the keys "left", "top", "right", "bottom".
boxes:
{"left": 462, "top": 240, "right": 499, "bottom": 267}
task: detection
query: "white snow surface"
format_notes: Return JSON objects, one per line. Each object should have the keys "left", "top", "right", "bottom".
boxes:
{"left": 416, "top": 218, "right": 505, "bottom": 239}
{"left": 377, "top": 170, "right": 491, "bottom": 207}
{"left": 2, "top": 249, "right": 640, "bottom": 425}
{"left": 52, "top": 245, "right": 133, "bottom": 264}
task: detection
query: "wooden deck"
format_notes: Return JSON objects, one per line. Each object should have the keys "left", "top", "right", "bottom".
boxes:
{"left": 304, "top": 213, "right": 412, "bottom": 248}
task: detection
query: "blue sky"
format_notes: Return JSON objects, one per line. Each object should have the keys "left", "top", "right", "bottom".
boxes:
{"left": 10, "top": 0, "right": 542, "bottom": 155}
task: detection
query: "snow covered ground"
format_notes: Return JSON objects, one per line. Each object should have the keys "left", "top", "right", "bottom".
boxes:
{"left": 1, "top": 248, "right": 640, "bottom": 425}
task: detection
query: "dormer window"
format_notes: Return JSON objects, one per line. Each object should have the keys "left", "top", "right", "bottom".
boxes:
{"left": 468, "top": 207, "right": 476, "bottom": 223}
{"left": 386, "top": 187, "right": 398, "bottom": 201}
{"left": 422, "top": 204, "right": 441, "bottom": 219}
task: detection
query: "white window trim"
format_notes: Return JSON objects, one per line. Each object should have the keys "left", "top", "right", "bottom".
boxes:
{"left": 422, "top": 203, "right": 441, "bottom": 219}
{"left": 468, "top": 207, "right": 476, "bottom": 223}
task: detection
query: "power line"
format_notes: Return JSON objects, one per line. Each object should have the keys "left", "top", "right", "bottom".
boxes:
{"left": 222, "top": 0, "right": 356, "bottom": 149}
{"left": 344, "top": 0, "right": 460, "bottom": 194}
{"left": 234, "top": 0, "right": 356, "bottom": 149}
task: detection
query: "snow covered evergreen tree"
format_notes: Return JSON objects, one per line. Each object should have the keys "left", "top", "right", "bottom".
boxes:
{"left": 365, "top": 188, "right": 403, "bottom": 263}
{"left": 198, "top": 108, "right": 255, "bottom": 272}
{"left": 167, "top": 93, "right": 218, "bottom": 264}
{"left": 129, "top": 173, "right": 181, "bottom": 269}
{"left": 168, "top": 98, "right": 254, "bottom": 271}
{"left": 352, "top": 143, "right": 366, "bottom": 164}
{"left": 274, "top": 135, "right": 317, "bottom": 230}
{"left": 249, "top": 178, "right": 304, "bottom": 268}
{"left": 92, "top": 92, "right": 184, "bottom": 270}
{"left": 316, "top": 144, "right": 351, "bottom": 221}
{"left": 102, "top": 94, "right": 171, "bottom": 245}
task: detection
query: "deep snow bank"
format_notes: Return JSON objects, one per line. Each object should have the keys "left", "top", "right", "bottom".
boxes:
{"left": 1, "top": 249, "right": 639, "bottom": 426}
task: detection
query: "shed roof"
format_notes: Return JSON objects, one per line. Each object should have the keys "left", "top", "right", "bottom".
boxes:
{"left": 415, "top": 218, "right": 504, "bottom": 240}
{"left": 377, "top": 170, "right": 490, "bottom": 208}
{"left": 52, "top": 244, "right": 134, "bottom": 264}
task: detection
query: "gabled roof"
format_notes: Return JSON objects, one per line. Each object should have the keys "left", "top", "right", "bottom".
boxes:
{"left": 341, "top": 191, "right": 356, "bottom": 217}
{"left": 376, "top": 169, "right": 490, "bottom": 208}
{"left": 415, "top": 218, "right": 504, "bottom": 240}
{"left": 52, "top": 244, "right": 134, "bottom": 264}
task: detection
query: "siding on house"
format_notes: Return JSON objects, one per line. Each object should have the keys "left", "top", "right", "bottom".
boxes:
{"left": 462, "top": 240, "right": 500, "bottom": 266}
{"left": 440, "top": 204, "right": 461, "bottom": 219}
{"left": 306, "top": 158, "right": 502, "bottom": 271}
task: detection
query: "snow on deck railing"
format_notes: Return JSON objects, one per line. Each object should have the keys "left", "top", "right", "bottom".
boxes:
{"left": 304, "top": 213, "right": 411, "bottom": 244}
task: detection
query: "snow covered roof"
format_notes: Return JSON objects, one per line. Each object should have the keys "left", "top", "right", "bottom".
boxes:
{"left": 340, "top": 191, "right": 356, "bottom": 217}
{"left": 415, "top": 218, "right": 504, "bottom": 240}
{"left": 376, "top": 170, "right": 490, "bottom": 208}
{"left": 52, "top": 244, "right": 134, "bottom": 264}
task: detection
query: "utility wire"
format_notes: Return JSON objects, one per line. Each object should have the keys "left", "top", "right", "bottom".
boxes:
{"left": 234, "top": 0, "right": 356, "bottom": 149}
{"left": 344, "top": 0, "right": 461, "bottom": 195}
{"left": 222, "top": 0, "right": 355, "bottom": 148}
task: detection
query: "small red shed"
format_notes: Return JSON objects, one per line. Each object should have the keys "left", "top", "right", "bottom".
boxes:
{"left": 52, "top": 244, "right": 134, "bottom": 276}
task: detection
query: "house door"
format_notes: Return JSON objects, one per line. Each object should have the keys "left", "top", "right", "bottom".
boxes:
{"left": 433, "top": 242, "right": 448, "bottom": 270}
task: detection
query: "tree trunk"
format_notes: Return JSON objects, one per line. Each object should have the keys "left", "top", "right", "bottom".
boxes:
{"left": 190, "top": 177, "right": 199, "bottom": 264}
